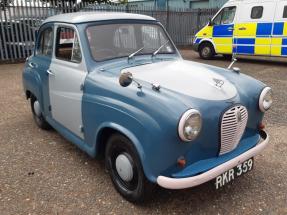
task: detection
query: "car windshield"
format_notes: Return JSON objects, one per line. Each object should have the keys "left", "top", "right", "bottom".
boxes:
{"left": 86, "top": 23, "right": 176, "bottom": 61}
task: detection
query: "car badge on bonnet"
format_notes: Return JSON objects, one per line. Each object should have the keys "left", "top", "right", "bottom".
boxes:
{"left": 213, "top": 78, "right": 224, "bottom": 88}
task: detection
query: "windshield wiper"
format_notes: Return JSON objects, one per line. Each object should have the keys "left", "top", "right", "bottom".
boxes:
{"left": 152, "top": 40, "right": 170, "bottom": 58}
{"left": 127, "top": 46, "right": 145, "bottom": 63}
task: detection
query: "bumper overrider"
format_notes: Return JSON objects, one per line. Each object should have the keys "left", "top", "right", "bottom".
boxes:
{"left": 157, "top": 130, "right": 269, "bottom": 189}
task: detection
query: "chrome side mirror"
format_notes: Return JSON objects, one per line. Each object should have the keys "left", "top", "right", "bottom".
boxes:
{"left": 119, "top": 72, "right": 133, "bottom": 87}
{"left": 119, "top": 71, "right": 142, "bottom": 89}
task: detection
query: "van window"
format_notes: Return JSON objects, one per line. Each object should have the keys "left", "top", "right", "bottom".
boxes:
{"left": 213, "top": 6, "right": 236, "bottom": 25}
{"left": 55, "top": 27, "right": 82, "bottom": 63}
{"left": 36, "top": 27, "right": 53, "bottom": 57}
{"left": 251, "top": 6, "right": 263, "bottom": 19}
{"left": 283, "top": 6, "right": 287, "bottom": 18}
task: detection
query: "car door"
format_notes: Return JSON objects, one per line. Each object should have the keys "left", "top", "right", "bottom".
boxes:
{"left": 271, "top": 1, "right": 287, "bottom": 56}
{"left": 234, "top": 1, "right": 275, "bottom": 56}
{"left": 48, "top": 24, "right": 87, "bottom": 139}
{"left": 211, "top": 6, "right": 237, "bottom": 55}
{"left": 29, "top": 23, "right": 54, "bottom": 117}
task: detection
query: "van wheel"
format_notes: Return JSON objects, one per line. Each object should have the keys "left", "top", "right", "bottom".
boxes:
{"left": 199, "top": 42, "right": 215, "bottom": 60}
{"left": 105, "top": 134, "right": 155, "bottom": 203}
{"left": 30, "top": 96, "right": 51, "bottom": 130}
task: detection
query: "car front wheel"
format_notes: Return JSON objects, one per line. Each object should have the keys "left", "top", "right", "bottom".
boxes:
{"left": 30, "top": 96, "right": 51, "bottom": 130}
{"left": 105, "top": 134, "right": 155, "bottom": 203}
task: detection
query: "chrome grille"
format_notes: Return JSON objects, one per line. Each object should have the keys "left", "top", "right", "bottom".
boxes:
{"left": 220, "top": 105, "right": 248, "bottom": 155}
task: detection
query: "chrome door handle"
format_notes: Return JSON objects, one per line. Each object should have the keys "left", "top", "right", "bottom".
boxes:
{"left": 228, "top": 27, "right": 234, "bottom": 31}
{"left": 28, "top": 62, "right": 37, "bottom": 68}
{"left": 46, "top": 69, "right": 55, "bottom": 76}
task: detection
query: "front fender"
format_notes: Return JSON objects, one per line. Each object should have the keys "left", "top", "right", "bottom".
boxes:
{"left": 82, "top": 94, "right": 164, "bottom": 182}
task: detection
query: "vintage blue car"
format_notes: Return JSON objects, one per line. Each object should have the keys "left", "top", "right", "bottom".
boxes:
{"left": 23, "top": 12, "right": 272, "bottom": 202}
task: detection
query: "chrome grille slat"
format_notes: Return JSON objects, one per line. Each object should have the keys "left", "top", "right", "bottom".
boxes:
{"left": 219, "top": 105, "right": 248, "bottom": 155}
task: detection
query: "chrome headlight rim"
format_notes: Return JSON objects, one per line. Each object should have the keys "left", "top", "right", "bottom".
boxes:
{"left": 178, "top": 109, "right": 202, "bottom": 142}
{"left": 259, "top": 87, "right": 272, "bottom": 112}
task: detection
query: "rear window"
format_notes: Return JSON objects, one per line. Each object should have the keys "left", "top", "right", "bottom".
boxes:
{"left": 251, "top": 6, "right": 263, "bottom": 19}
{"left": 284, "top": 6, "right": 287, "bottom": 18}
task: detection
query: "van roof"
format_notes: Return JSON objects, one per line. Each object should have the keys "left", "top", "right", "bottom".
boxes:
{"left": 42, "top": 12, "right": 156, "bottom": 25}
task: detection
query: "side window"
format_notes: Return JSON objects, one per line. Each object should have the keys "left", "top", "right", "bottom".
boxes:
{"left": 251, "top": 6, "right": 263, "bottom": 19}
{"left": 36, "top": 27, "right": 53, "bottom": 57}
{"left": 55, "top": 27, "right": 82, "bottom": 63}
{"left": 283, "top": 6, "right": 287, "bottom": 18}
{"left": 213, "top": 6, "right": 236, "bottom": 25}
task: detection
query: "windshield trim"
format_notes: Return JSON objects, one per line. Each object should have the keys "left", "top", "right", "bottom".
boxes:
{"left": 84, "top": 20, "right": 177, "bottom": 63}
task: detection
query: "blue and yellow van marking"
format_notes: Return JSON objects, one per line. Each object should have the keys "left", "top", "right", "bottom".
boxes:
{"left": 195, "top": 22, "right": 287, "bottom": 56}
{"left": 213, "top": 24, "right": 234, "bottom": 37}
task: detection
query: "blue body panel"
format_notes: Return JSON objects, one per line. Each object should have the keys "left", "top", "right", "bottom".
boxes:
{"left": 273, "top": 22, "right": 284, "bottom": 35}
{"left": 81, "top": 56, "right": 265, "bottom": 182}
{"left": 213, "top": 24, "right": 234, "bottom": 37}
{"left": 23, "top": 20, "right": 266, "bottom": 183}
{"left": 256, "top": 23, "right": 273, "bottom": 36}
{"left": 23, "top": 23, "right": 54, "bottom": 118}
{"left": 172, "top": 131, "right": 260, "bottom": 178}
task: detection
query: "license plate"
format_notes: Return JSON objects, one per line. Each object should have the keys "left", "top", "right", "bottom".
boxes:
{"left": 215, "top": 158, "right": 254, "bottom": 189}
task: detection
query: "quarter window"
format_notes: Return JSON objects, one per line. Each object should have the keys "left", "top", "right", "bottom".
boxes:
{"left": 36, "top": 27, "right": 53, "bottom": 57}
{"left": 212, "top": 6, "right": 236, "bottom": 25}
{"left": 55, "top": 27, "right": 82, "bottom": 63}
{"left": 251, "top": 6, "right": 263, "bottom": 19}
{"left": 283, "top": 6, "right": 287, "bottom": 18}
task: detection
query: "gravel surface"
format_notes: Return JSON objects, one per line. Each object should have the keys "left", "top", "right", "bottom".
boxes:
{"left": 0, "top": 51, "right": 286, "bottom": 214}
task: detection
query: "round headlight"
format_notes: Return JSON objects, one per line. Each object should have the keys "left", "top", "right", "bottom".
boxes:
{"left": 259, "top": 87, "right": 273, "bottom": 112}
{"left": 178, "top": 109, "right": 202, "bottom": 142}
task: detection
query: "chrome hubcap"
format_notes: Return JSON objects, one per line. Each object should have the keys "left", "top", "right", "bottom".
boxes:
{"left": 115, "top": 154, "right": 133, "bottom": 182}
{"left": 33, "top": 100, "right": 41, "bottom": 117}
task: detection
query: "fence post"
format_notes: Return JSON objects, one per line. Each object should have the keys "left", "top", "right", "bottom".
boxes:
{"left": 196, "top": 8, "right": 201, "bottom": 32}
{"left": 166, "top": 0, "right": 170, "bottom": 32}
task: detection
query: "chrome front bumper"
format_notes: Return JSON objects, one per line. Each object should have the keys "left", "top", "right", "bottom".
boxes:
{"left": 157, "top": 130, "right": 269, "bottom": 189}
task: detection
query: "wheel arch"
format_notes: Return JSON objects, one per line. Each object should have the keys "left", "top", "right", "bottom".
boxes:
{"left": 198, "top": 39, "right": 216, "bottom": 53}
{"left": 95, "top": 123, "right": 145, "bottom": 164}
{"left": 23, "top": 70, "right": 44, "bottom": 109}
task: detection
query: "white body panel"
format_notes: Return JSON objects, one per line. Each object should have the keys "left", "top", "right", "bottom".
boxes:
{"left": 49, "top": 23, "right": 87, "bottom": 139}
{"left": 236, "top": 1, "right": 276, "bottom": 23}
{"left": 122, "top": 60, "right": 238, "bottom": 101}
{"left": 43, "top": 12, "right": 155, "bottom": 25}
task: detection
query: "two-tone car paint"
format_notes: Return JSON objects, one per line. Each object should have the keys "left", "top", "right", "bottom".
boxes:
{"left": 23, "top": 13, "right": 268, "bottom": 186}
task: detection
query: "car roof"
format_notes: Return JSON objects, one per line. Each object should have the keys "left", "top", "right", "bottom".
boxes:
{"left": 42, "top": 12, "right": 156, "bottom": 24}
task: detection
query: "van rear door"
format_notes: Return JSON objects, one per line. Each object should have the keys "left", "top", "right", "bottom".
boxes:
{"left": 271, "top": 1, "right": 287, "bottom": 57}
{"left": 234, "top": 1, "right": 275, "bottom": 56}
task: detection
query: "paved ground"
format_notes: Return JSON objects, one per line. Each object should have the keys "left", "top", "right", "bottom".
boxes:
{"left": 0, "top": 51, "right": 286, "bottom": 215}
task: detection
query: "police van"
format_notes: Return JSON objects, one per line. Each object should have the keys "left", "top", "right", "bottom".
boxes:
{"left": 193, "top": 0, "right": 287, "bottom": 59}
